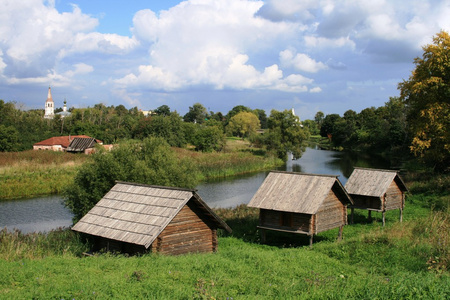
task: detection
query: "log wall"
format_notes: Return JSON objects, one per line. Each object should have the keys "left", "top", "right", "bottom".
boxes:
{"left": 384, "top": 181, "right": 404, "bottom": 211}
{"left": 315, "top": 190, "right": 346, "bottom": 233}
{"left": 156, "top": 201, "right": 216, "bottom": 255}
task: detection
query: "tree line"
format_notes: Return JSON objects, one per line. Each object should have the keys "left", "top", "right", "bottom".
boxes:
{"left": 0, "top": 100, "right": 307, "bottom": 159}
{"left": 1, "top": 31, "right": 448, "bottom": 171}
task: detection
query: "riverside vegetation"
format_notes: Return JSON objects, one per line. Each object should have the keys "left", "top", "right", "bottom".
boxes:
{"left": 0, "top": 177, "right": 448, "bottom": 299}
{"left": 0, "top": 141, "right": 449, "bottom": 298}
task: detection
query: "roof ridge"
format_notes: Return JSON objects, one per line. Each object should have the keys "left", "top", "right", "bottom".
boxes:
{"left": 270, "top": 170, "right": 339, "bottom": 178}
{"left": 115, "top": 181, "right": 197, "bottom": 192}
{"left": 353, "top": 167, "right": 398, "bottom": 173}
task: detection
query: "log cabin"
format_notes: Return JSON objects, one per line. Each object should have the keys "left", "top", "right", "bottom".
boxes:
{"left": 72, "top": 182, "right": 231, "bottom": 255}
{"left": 345, "top": 168, "right": 408, "bottom": 226}
{"left": 248, "top": 171, "right": 353, "bottom": 246}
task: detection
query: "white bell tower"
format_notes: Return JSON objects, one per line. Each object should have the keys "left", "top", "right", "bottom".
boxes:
{"left": 44, "top": 87, "right": 55, "bottom": 119}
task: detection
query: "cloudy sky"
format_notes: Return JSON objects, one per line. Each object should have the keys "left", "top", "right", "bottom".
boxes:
{"left": 1, "top": 0, "right": 449, "bottom": 119}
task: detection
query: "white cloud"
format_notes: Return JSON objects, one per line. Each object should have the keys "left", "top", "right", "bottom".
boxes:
{"left": 117, "top": 0, "right": 313, "bottom": 93}
{"left": 280, "top": 49, "right": 327, "bottom": 73}
{"left": 310, "top": 87, "right": 322, "bottom": 93}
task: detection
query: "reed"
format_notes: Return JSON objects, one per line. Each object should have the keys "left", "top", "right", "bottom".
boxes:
{"left": 0, "top": 151, "right": 87, "bottom": 200}
{"left": 175, "top": 148, "right": 283, "bottom": 180}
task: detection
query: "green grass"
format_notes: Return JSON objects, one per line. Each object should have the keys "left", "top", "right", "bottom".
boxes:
{"left": 0, "top": 151, "right": 87, "bottom": 200}
{"left": 1, "top": 195, "right": 448, "bottom": 299}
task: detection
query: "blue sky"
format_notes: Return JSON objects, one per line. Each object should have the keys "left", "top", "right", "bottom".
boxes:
{"left": 1, "top": 0, "right": 449, "bottom": 119}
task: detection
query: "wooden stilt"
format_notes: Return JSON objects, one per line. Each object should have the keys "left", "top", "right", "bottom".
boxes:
{"left": 351, "top": 207, "right": 354, "bottom": 224}
{"left": 309, "top": 235, "right": 313, "bottom": 248}
{"left": 382, "top": 211, "right": 386, "bottom": 227}
{"left": 260, "top": 229, "right": 266, "bottom": 244}
{"left": 368, "top": 210, "right": 372, "bottom": 222}
{"left": 337, "top": 225, "right": 344, "bottom": 241}
{"left": 399, "top": 207, "right": 403, "bottom": 223}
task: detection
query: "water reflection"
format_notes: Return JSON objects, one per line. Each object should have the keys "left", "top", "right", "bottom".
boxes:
{"left": 0, "top": 195, "right": 73, "bottom": 233}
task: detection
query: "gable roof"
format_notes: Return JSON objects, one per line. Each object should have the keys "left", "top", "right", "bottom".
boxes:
{"left": 344, "top": 168, "right": 408, "bottom": 198}
{"left": 72, "top": 182, "right": 231, "bottom": 249}
{"left": 33, "top": 135, "right": 102, "bottom": 148}
{"left": 248, "top": 171, "right": 352, "bottom": 214}
{"left": 66, "top": 137, "right": 97, "bottom": 152}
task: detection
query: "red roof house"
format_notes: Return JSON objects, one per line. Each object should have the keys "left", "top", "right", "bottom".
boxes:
{"left": 33, "top": 135, "right": 103, "bottom": 152}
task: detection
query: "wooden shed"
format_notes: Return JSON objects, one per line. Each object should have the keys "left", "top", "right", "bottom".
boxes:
{"left": 248, "top": 171, "right": 353, "bottom": 246}
{"left": 345, "top": 168, "right": 408, "bottom": 226}
{"left": 72, "top": 182, "right": 231, "bottom": 255}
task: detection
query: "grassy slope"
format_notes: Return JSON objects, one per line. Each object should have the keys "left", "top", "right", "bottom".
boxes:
{"left": 0, "top": 198, "right": 448, "bottom": 299}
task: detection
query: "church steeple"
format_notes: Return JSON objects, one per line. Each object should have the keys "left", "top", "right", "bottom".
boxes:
{"left": 44, "top": 86, "right": 55, "bottom": 119}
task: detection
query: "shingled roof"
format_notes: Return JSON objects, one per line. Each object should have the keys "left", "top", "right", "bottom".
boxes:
{"left": 33, "top": 135, "right": 102, "bottom": 148}
{"left": 248, "top": 171, "right": 352, "bottom": 214}
{"left": 345, "top": 168, "right": 408, "bottom": 198}
{"left": 72, "top": 182, "right": 231, "bottom": 249}
{"left": 66, "top": 137, "right": 97, "bottom": 152}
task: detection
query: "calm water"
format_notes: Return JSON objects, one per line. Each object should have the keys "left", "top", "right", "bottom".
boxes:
{"left": 0, "top": 147, "right": 391, "bottom": 233}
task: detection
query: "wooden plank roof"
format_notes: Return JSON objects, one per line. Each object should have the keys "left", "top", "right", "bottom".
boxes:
{"left": 33, "top": 135, "right": 102, "bottom": 148}
{"left": 72, "top": 181, "right": 231, "bottom": 249}
{"left": 344, "top": 167, "right": 408, "bottom": 198}
{"left": 66, "top": 137, "right": 96, "bottom": 152}
{"left": 248, "top": 171, "right": 352, "bottom": 214}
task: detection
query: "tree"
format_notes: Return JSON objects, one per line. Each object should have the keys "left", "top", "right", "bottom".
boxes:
{"left": 192, "top": 125, "right": 226, "bottom": 152}
{"left": 262, "top": 109, "right": 309, "bottom": 159}
{"left": 64, "top": 137, "right": 200, "bottom": 221}
{"left": 183, "top": 103, "right": 208, "bottom": 123}
{"left": 253, "top": 109, "right": 268, "bottom": 129}
{"left": 398, "top": 30, "right": 450, "bottom": 171}
{"left": 0, "top": 125, "right": 20, "bottom": 152}
{"left": 226, "top": 111, "right": 260, "bottom": 138}
{"left": 154, "top": 105, "right": 171, "bottom": 116}
{"left": 314, "top": 111, "right": 324, "bottom": 128}
{"left": 320, "top": 114, "right": 341, "bottom": 140}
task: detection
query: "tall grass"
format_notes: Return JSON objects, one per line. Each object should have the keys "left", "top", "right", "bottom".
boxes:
{"left": 175, "top": 147, "right": 283, "bottom": 180}
{"left": 0, "top": 151, "right": 87, "bottom": 200}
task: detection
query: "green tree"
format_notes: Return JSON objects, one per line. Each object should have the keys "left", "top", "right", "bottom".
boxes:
{"left": 226, "top": 111, "right": 260, "bottom": 138}
{"left": 64, "top": 137, "right": 200, "bottom": 221}
{"left": 262, "top": 109, "right": 309, "bottom": 159}
{"left": 314, "top": 111, "right": 324, "bottom": 128}
{"left": 183, "top": 103, "right": 208, "bottom": 123}
{"left": 398, "top": 30, "right": 450, "bottom": 170}
{"left": 253, "top": 109, "right": 268, "bottom": 129}
{"left": 0, "top": 125, "right": 20, "bottom": 152}
{"left": 192, "top": 125, "right": 226, "bottom": 152}
{"left": 154, "top": 105, "right": 171, "bottom": 116}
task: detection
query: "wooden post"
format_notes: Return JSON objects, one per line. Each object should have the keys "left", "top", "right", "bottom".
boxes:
{"left": 351, "top": 207, "right": 354, "bottom": 224}
{"left": 368, "top": 210, "right": 372, "bottom": 222}
{"left": 399, "top": 207, "right": 403, "bottom": 223}
{"left": 382, "top": 211, "right": 386, "bottom": 227}
{"left": 309, "top": 234, "right": 313, "bottom": 248}
{"left": 337, "top": 225, "right": 344, "bottom": 241}
{"left": 260, "top": 229, "right": 266, "bottom": 244}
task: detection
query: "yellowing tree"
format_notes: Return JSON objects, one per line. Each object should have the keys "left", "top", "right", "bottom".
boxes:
{"left": 398, "top": 30, "right": 450, "bottom": 171}
{"left": 226, "top": 111, "right": 261, "bottom": 138}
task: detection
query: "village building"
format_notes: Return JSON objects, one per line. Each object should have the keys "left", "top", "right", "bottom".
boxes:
{"left": 72, "top": 182, "right": 232, "bottom": 255}
{"left": 248, "top": 171, "right": 353, "bottom": 246}
{"left": 345, "top": 168, "right": 408, "bottom": 226}
{"left": 33, "top": 135, "right": 102, "bottom": 152}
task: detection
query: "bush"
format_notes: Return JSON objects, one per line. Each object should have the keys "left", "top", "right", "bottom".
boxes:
{"left": 63, "top": 137, "right": 200, "bottom": 221}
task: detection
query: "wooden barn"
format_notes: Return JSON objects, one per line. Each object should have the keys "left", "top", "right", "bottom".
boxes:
{"left": 71, "top": 182, "right": 231, "bottom": 255}
{"left": 345, "top": 168, "right": 408, "bottom": 226}
{"left": 248, "top": 171, "right": 353, "bottom": 246}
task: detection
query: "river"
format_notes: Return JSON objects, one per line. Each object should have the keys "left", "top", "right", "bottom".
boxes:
{"left": 0, "top": 146, "right": 390, "bottom": 233}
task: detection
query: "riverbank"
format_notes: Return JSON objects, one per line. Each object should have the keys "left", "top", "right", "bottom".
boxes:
{"left": 0, "top": 141, "right": 283, "bottom": 200}
{"left": 0, "top": 186, "right": 448, "bottom": 298}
